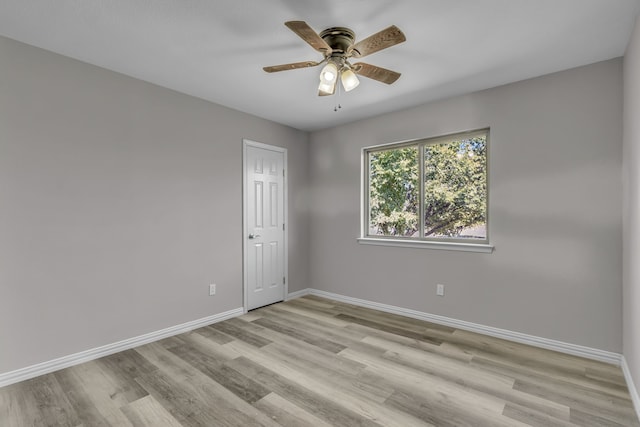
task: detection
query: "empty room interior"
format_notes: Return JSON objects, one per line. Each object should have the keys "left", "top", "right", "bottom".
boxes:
{"left": 2, "top": 1, "right": 640, "bottom": 426}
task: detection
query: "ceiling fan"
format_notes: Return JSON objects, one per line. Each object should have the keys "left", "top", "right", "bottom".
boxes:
{"left": 263, "top": 21, "right": 406, "bottom": 96}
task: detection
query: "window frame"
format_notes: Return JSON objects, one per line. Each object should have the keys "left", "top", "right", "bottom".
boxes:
{"left": 359, "top": 128, "right": 494, "bottom": 253}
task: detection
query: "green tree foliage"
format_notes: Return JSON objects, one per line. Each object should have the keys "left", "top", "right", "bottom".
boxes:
{"left": 369, "top": 147, "right": 419, "bottom": 236}
{"left": 369, "top": 137, "right": 486, "bottom": 238}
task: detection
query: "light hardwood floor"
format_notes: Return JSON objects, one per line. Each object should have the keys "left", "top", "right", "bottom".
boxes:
{"left": 1, "top": 295, "right": 638, "bottom": 426}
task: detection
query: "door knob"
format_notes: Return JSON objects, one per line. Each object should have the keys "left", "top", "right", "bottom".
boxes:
{"left": 248, "top": 233, "right": 261, "bottom": 239}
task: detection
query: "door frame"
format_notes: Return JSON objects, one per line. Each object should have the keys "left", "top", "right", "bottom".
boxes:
{"left": 242, "top": 139, "right": 288, "bottom": 312}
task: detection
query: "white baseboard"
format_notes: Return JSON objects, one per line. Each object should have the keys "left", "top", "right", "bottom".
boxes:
{"left": 622, "top": 356, "right": 640, "bottom": 422}
{"left": 306, "top": 288, "right": 622, "bottom": 366}
{"left": 0, "top": 307, "right": 243, "bottom": 388}
{"left": 286, "top": 288, "right": 311, "bottom": 300}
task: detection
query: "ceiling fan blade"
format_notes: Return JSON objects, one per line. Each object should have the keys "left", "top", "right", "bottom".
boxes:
{"left": 352, "top": 62, "right": 401, "bottom": 84}
{"left": 349, "top": 25, "right": 406, "bottom": 58}
{"left": 285, "top": 21, "right": 333, "bottom": 55}
{"left": 263, "top": 61, "right": 321, "bottom": 73}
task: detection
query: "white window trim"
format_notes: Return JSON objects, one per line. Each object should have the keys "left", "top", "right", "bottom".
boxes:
{"left": 357, "top": 237, "right": 494, "bottom": 253}
{"left": 360, "top": 128, "right": 493, "bottom": 253}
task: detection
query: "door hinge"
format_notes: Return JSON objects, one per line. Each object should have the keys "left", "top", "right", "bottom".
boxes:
{"left": 283, "top": 277, "right": 286, "bottom": 285}
{"left": 283, "top": 169, "right": 285, "bottom": 177}
{"left": 283, "top": 223, "right": 285, "bottom": 231}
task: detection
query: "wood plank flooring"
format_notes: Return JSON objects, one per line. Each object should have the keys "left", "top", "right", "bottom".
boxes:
{"left": 1, "top": 295, "right": 638, "bottom": 426}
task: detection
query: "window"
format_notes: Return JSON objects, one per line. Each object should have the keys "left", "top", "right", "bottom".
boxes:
{"left": 361, "top": 129, "right": 492, "bottom": 252}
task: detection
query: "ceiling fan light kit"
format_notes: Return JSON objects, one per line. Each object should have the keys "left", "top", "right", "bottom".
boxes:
{"left": 264, "top": 21, "right": 406, "bottom": 97}
{"left": 318, "top": 61, "right": 338, "bottom": 95}
{"left": 317, "top": 57, "right": 359, "bottom": 95}
{"left": 341, "top": 68, "right": 360, "bottom": 92}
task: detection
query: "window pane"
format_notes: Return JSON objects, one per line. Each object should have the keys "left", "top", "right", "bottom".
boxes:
{"left": 369, "top": 146, "right": 419, "bottom": 236}
{"left": 424, "top": 135, "right": 487, "bottom": 240}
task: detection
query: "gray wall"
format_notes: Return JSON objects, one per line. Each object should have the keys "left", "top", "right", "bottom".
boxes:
{"left": 0, "top": 36, "right": 309, "bottom": 375}
{"left": 309, "top": 59, "right": 623, "bottom": 352}
{"left": 624, "top": 14, "right": 640, "bottom": 401}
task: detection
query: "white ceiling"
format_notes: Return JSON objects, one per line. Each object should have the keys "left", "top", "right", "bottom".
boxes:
{"left": 1, "top": 0, "right": 639, "bottom": 131}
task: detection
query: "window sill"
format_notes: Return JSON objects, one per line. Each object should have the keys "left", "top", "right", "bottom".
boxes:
{"left": 357, "top": 237, "right": 494, "bottom": 253}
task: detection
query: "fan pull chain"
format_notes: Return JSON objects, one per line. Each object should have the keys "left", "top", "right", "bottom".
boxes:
{"left": 334, "top": 79, "right": 342, "bottom": 112}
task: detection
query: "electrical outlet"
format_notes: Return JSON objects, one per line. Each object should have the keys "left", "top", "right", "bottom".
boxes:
{"left": 209, "top": 284, "right": 216, "bottom": 296}
{"left": 436, "top": 284, "right": 445, "bottom": 296}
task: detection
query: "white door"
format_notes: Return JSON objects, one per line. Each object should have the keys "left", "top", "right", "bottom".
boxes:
{"left": 243, "top": 141, "right": 287, "bottom": 310}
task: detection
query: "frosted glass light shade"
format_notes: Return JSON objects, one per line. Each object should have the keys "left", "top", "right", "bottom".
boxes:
{"left": 341, "top": 68, "right": 360, "bottom": 92}
{"left": 319, "top": 62, "right": 338, "bottom": 83}
{"left": 318, "top": 62, "right": 338, "bottom": 95}
{"left": 318, "top": 79, "right": 336, "bottom": 96}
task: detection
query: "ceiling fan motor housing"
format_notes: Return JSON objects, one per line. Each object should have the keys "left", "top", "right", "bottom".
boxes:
{"left": 319, "top": 27, "right": 356, "bottom": 57}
